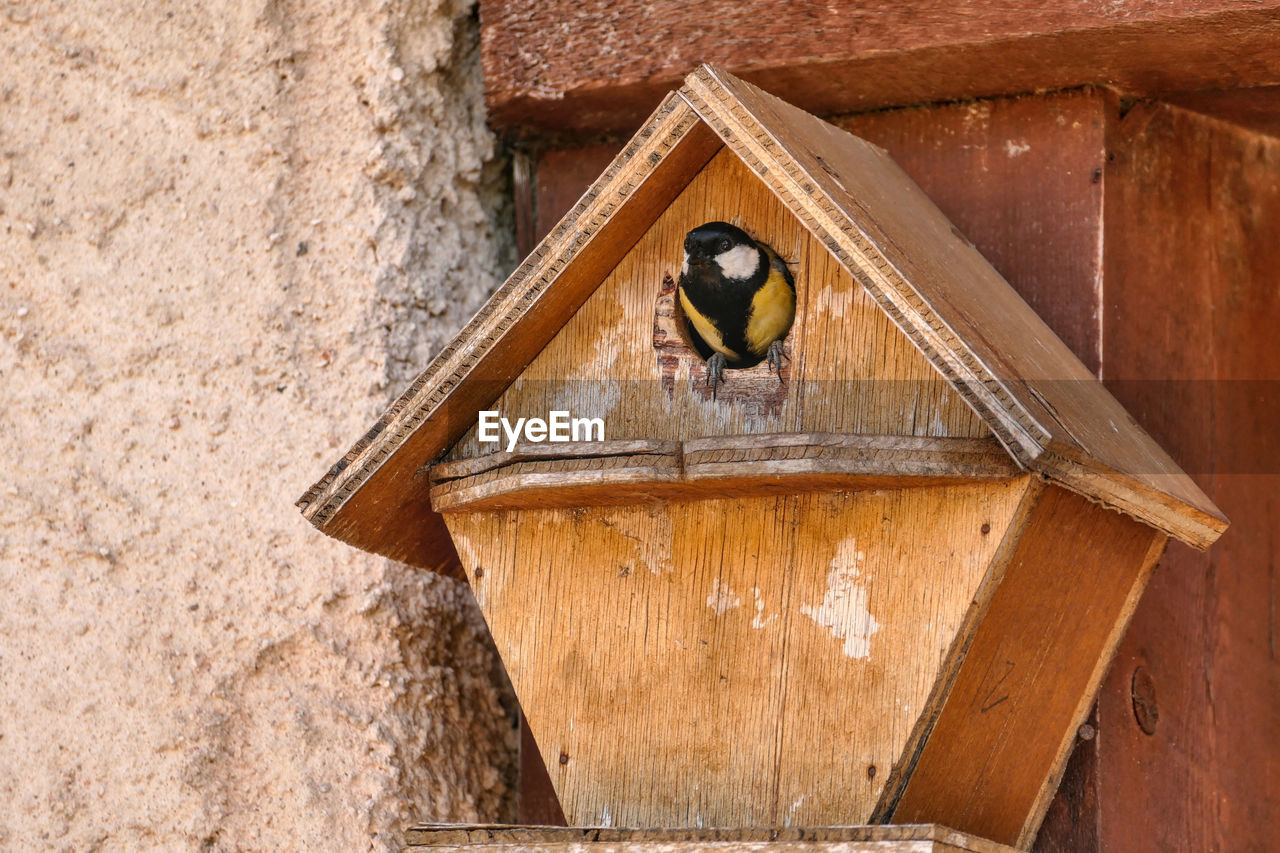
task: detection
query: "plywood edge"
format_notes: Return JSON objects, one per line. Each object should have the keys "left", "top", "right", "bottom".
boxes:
{"left": 1035, "top": 444, "right": 1227, "bottom": 550}
{"left": 295, "top": 92, "right": 723, "bottom": 563}
{"left": 431, "top": 461, "right": 684, "bottom": 512}
{"left": 404, "top": 824, "right": 1016, "bottom": 853}
{"left": 1012, "top": 532, "right": 1167, "bottom": 849}
{"left": 680, "top": 433, "right": 1007, "bottom": 456}
{"left": 683, "top": 434, "right": 1019, "bottom": 479}
{"left": 871, "top": 479, "right": 1047, "bottom": 824}
{"left": 430, "top": 435, "right": 1028, "bottom": 512}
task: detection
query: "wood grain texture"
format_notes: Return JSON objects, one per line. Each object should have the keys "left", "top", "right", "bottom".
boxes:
{"left": 888, "top": 487, "right": 1166, "bottom": 848}
{"left": 1091, "top": 99, "right": 1280, "bottom": 853}
{"left": 406, "top": 824, "right": 1018, "bottom": 853}
{"left": 445, "top": 146, "right": 989, "bottom": 463}
{"left": 431, "top": 436, "right": 1022, "bottom": 512}
{"left": 296, "top": 94, "right": 722, "bottom": 569}
{"left": 480, "top": 2, "right": 1280, "bottom": 134}
{"left": 679, "top": 66, "right": 1225, "bottom": 547}
{"left": 444, "top": 481, "right": 1037, "bottom": 828}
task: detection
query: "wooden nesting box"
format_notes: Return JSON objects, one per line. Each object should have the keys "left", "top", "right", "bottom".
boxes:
{"left": 299, "top": 66, "right": 1227, "bottom": 850}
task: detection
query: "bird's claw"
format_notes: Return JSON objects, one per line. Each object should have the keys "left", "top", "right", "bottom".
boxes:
{"left": 766, "top": 340, "right": 787, "bottom": 382}
{"left": 706, "top": 353, "right": 727, "bottom": 400}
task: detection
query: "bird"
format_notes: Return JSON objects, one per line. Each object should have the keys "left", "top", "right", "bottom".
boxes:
{"left": 676, "top": 221, "right": 796, "bottom": 396}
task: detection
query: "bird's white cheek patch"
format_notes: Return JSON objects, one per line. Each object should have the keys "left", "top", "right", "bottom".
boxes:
{"left": 715, "top": 244, "right": 761, "bottom": 280}
{"left": 681, "top": 252, "right": 690, "bottom": 276}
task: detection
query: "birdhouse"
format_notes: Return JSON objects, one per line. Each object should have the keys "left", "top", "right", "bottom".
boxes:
{"left": 299, "top": 66, "right": 1227, "bottom": 850}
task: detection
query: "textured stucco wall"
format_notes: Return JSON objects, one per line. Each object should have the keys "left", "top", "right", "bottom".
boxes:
{"left": 0, "top": 1, "right": 517, "bottom": 849}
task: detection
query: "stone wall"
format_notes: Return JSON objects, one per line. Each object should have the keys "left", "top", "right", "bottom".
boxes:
{"left": 0, "top": 0, "right": 517, "bottom": 848}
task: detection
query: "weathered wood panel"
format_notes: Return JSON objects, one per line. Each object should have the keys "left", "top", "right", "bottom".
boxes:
{"left": 532, "top": 146, "right": 626, "bottom": 254}
{"left": 480, "top": 2, "right": 1280, "bottom": 134}
{"left": 1094, "top": 100, "right": 1280, "bottom": 853}
{"left": 1165, "top": 85, "right": 1280, "bottom": 139}
{"left": 446, "top": 148, "right": 991, "bottom": 461}
{"left": 444, "top": 481, "right": 1037, "bottom": 828}
{"left": 888, "top": 487, "right": 1165, "bottom": 848}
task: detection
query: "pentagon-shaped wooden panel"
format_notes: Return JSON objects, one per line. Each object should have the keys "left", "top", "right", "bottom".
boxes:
{"left": 444, "top": 479, "right": 1038, "bottom": 828}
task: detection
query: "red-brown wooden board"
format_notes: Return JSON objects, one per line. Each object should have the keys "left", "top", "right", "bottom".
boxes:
{"left": 480, "top": 2, "right": 1280, "bottom": 134}
{"left": 1095, "top": 99, "right": 1280, "bottom": 853}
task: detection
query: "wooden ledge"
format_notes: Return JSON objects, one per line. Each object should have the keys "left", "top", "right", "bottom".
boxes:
{"left": 429, "top": 434, "right": 1023, "bottom": 513}
{"left": 405, "top": 823, "right": 1015, "bottom": 852}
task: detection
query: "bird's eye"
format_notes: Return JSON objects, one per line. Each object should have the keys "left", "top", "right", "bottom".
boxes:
{"left": 718, "top": 238, "right": 731, "bottom": 252}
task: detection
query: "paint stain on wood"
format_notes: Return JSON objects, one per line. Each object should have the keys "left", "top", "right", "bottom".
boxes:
{"left": 799, "top": 536, "right": 881, "bottom": 659}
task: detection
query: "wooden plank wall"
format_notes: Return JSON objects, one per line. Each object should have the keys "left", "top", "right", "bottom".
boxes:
{"left": 516, "top": 89, "right": 1278, "bottom": 847}
{"left": 1092, "top": 100, "right": 1280, "bottom": 853}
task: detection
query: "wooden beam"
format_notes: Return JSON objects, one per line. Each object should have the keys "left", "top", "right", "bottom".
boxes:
{"left": 481, "top": 3, "right": 1280, "bottom": 134}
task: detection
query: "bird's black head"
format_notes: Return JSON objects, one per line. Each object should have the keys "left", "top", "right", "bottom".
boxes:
{"left": 683, "top": 221, "right": 753, "bottom": 260}
{"left": 682, "top": 221, "right": 763, "bottom": 282}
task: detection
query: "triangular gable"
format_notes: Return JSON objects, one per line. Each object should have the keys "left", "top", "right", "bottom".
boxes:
{"left": 441, "top": 147, "right": 992, "bottom": 465}
{"left": 299, "top": 65, "right": 1225, "bottom": 567}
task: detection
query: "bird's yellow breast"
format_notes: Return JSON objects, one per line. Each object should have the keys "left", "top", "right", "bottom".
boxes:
{"left": 745, "top": 266, "right": 796, "bottom": 355}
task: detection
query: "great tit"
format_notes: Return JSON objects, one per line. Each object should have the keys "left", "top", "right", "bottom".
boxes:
{"left": 677, "top": 221, "right": 796, "bottom": 395}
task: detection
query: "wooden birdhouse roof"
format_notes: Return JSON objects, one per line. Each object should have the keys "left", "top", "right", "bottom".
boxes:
{"left": 298, "top": 65, "right": 1227, "bottom": 569}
